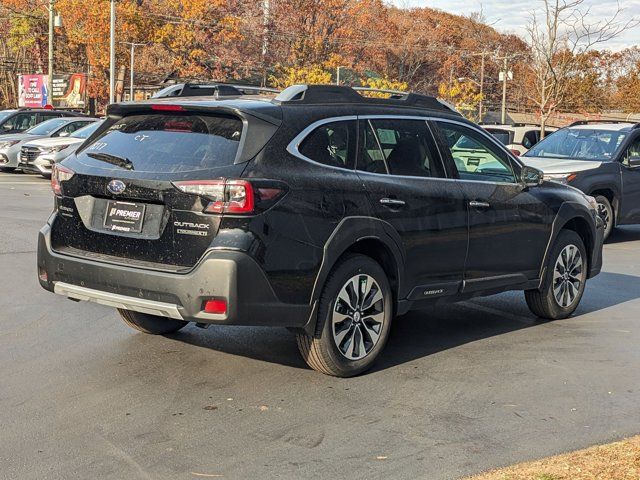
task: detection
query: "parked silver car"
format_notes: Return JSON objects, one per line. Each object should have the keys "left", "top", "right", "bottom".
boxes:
{"left": 0, "top": 117, "right": 97, "bottom": 172}
{"left": 19, "top": 120, "right": 103, "bottom": 177}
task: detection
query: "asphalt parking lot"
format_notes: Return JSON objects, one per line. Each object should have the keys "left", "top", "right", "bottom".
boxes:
{"left": 2, "top": 170, "right": 640, "bottom": 480}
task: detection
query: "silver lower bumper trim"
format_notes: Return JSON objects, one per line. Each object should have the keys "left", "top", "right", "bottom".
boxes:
{"left": 53, "top": 282, "right": 184, "bottom": 320}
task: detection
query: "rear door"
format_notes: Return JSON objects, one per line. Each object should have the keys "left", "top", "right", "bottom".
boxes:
{"left": 432, "top": 119, "right": 553, "bottom": 288}
{"left": 356, "top": 116, "right": 468, "bottom": 301}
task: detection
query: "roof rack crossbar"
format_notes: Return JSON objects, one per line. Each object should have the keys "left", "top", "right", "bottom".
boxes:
{"left": 272, "top": 84, "right": 458, "bottom": 114}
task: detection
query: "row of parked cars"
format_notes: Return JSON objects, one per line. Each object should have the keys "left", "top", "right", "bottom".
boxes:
{"left": 3, "top": 84, "right": 640, "bottom": 376}
{"left": 0, "top": 108, "right": 102, "bottom": 177}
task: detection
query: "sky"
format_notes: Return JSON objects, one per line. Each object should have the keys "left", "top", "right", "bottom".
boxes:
{"left": 391, "top": 0, "right": 640, "bottom": 50}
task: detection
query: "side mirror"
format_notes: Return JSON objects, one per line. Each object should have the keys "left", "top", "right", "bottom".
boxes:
{"left": 627, "top": 156, "right": 640, "bottom": 169}
{"left": 521, "top": 165, "right": 544, "bottom": 187}
{"left": 58, "top": 131, "right": 70, "bottom": 137}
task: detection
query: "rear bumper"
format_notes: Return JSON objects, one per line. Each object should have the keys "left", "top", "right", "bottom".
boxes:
{"left": 37, "top": 223, "right": 311, "bottom": 327}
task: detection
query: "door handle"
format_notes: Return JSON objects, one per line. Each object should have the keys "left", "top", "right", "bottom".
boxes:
{"left": 379, "top": 198, "right": 406, "bottom": 207}
{"left": 469, "top": 200, "right": 490, "bottom": 209}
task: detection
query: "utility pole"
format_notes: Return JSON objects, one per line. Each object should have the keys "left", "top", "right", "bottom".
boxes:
{"left": 47, "top": 0, "right": 54, "bottom": 105}
{"left": 496, "top": 54, "right": 515, "bottom": 124}
{"left": 501, "top": 56, "right": 508, "bottom": 124}
{"left": 478, "top": 52, "right": 486, "bottom": 123}
{"left": 109, "top": 0, "right": 116, "bottom": 104}
{"left": 261, "top": 0, "right": 270, "bottom": 87}
{"left": 122, "top": 42, "right": 145, "bottom": 101}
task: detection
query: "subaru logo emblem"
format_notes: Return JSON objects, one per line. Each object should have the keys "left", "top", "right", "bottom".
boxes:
{"left": 107, "top": 179, "right": 126, "bottom": 195}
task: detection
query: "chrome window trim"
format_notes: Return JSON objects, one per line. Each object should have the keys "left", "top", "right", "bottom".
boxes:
{"left": 286, "top": 114, "right": 525, "bottom": 185}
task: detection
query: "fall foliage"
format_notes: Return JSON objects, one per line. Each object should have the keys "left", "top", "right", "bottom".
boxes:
{"left": 0, "top": 0, "right": 638, "bottom": 118}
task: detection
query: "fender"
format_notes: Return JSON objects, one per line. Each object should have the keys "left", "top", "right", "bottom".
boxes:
{"left": 584, "top": 180, "right": 622, "bottom": 226}
{"left": 537, "top": 201, "right": 599, "bottom": 288}
{"left": 303, "top": 216, "right": 406, "bottom": 336}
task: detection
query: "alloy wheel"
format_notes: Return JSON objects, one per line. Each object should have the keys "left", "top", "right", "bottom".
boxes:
{"left": 552, "top": 244, "right": 585, "bottom": 308}
{"left": 597, "top": 201, "right": 611, "bottom": 234}
{"left": 332, "top": 274, "right": 385, "bottom": 360}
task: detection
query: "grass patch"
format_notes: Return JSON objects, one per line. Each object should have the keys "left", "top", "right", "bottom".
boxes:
{"left": 464, "top": 435, "right": 640, "bottom": 480}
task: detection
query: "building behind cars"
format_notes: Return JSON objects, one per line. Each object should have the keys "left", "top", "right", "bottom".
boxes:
{"left": 484, "top": 124, "right": 557, "bottom": 156}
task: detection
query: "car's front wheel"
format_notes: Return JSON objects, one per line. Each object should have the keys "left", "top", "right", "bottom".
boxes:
{"left": 118, "top": 309, "right": 188, "bottom": 335}
{"left": 595, "top": 195, "right": 614, "bottom": 240}
{"left": 296, "top": 254, "right": 393, "bottom": 377}
{"left": 525, "top": 229, "right": 587, "bottom": 320}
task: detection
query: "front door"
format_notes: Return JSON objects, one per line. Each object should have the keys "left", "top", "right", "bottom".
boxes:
{"left": 619, "top": 133, "right": 640, "bottom": 224}
{"left": 356, "top": 117, "right": 468, "bottom": 301}
{"left": 432, "top": 119, "right": 553, "bottom": 290}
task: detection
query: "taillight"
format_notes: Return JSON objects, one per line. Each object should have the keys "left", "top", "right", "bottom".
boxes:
{"left": 51, "top": 164, "right": 75, "bottom": 196}
{"left": 173, "top": 179, "right": 255, "bottom": 214}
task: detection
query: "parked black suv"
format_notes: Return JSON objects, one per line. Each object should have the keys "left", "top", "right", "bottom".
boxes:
{"left": 37, "top": 85, "right": 604, "bottom": 376}
{"left": 521, "top": 121, "right": 640, "bottom": 240}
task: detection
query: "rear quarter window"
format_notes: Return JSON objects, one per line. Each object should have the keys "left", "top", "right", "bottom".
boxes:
{"left": 76, "top": 113, "right": 243, "bottom": 173}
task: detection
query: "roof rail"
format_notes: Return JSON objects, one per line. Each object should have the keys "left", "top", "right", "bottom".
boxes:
{"left": 568, "top": 119, "right": 635, "bottom": 127}
{"left": 184, "top": 82, "right": 280, "bottom": 94}
{"left": 272, "top": 84, "right": 459, "bottom": 114}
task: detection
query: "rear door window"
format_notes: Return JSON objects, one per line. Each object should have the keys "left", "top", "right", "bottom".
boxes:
{"left": 298, "top": 120, "right": 356, "bottom": 169}
{"left": 76, "top": 113, "right": 243, "bottom": 173}
{"left": 358, "top": 118, "right": 444, "bottom": 178}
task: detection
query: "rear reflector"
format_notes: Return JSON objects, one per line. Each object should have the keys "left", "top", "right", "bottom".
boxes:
{"left": 203, "top": 299, "right": 227, "bottom": 315}
{"left": 51, "top": 164, "right": 75, "bottom": 196}
{"left": 151, "top": 104, "right": 185, "bottom": 111}
{"left": 38, "top": 267, "right": 48, "bottom": 282}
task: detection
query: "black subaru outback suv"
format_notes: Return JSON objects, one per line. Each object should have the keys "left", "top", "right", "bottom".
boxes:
{"left": 521, "top": 121, "right": 640, "bottom": 240}
{"left": 37, "top": 85, "right": 604, "bottom": 376}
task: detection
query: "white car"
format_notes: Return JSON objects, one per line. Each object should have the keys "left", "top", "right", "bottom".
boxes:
{"left": 484, "top": 124, "right": 557, "bottom": 156}
{"left": 19, "top": 120, "right": 103, "bottom": 177}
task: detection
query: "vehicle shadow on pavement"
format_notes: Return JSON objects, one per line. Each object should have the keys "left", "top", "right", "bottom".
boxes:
{"left": 605, "top": 225, "right": 640, "bottom": 244}
{"left": 167, "top": 269, "right": 640, "bottom": 373}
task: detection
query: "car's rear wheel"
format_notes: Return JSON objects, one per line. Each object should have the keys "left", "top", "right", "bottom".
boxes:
{"left": 595, "top": 195, "right": 613, "bottom": 240}
{"left": 296, "top": 254, "right": 393, "bottom": 377}
{"left": 117, "top": 309, "right": 188, "bottom": 335}
{"left": 525, "top": 229, "right": 587, "bottom": 320}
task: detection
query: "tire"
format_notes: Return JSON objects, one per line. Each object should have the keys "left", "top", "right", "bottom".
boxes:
{"left": 525, "top": 229, "right": 587, "bottom": 320}
{"left": 296, "top": 254, "right": 393, "bottom": 377}
{"left": 117, "top": 309, "right": 188, "bottom": 335}
{"left": 595, "top": 195, "right": 614, "bottom": 240}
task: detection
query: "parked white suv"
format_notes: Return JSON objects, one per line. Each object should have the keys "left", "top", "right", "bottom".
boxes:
{"left": 484, "top": 124, "right": 557, "bottom": 156}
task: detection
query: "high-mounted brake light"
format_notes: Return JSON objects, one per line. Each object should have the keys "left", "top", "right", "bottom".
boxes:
{"left": 51, "top": 164, "right": 75, "bottom": 196}
{"left": 173, "top": 179, "right": 255, "bottom": 214}
{"left": 151, "top": 104, "right": 185, "bottom": 111}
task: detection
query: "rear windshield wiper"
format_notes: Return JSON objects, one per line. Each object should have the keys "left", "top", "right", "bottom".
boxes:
{"left": 87, "top": 152, "right": 134, "bottom": 170}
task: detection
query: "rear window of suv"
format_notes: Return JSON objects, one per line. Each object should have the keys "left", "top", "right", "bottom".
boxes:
{"left": 76, "top": 113, "right": 243, "bottom": 173}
